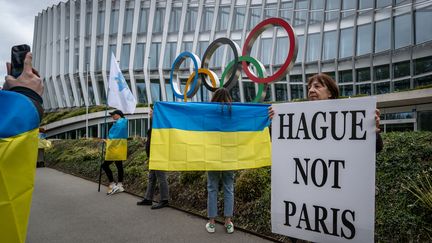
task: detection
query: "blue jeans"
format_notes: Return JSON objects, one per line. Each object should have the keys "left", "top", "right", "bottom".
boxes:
{"left": 207, "top": 171, "right": 234, "bottom": 218}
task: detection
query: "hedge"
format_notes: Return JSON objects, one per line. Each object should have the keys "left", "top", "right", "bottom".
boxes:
{"left": 44, "top": 131, "right": 432, "bottom": 242}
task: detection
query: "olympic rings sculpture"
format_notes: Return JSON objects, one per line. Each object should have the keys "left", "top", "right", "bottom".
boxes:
{"left": 169, "top": 17, "right": 298, "bottom": 103}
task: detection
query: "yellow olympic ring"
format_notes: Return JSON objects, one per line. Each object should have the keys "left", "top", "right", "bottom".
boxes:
{"left": 184, "top": 69, "right": 219, "bottom": 102}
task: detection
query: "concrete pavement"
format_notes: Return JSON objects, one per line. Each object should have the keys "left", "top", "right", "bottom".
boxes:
{"left": 27, "top": 168, "right": 272, "bottom": 243}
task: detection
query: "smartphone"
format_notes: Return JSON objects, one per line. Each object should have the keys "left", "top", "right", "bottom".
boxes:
{"left": 11, "top": 44, "right": 31, "bottom": 78}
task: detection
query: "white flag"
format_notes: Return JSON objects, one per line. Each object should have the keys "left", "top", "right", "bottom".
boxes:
{"left": 108, "top": 53, "right": 137, "bottom": 114}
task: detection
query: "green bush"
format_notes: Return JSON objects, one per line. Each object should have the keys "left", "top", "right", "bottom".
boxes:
{"left": 44, "top": 131, "right": 432, "bottom": 242}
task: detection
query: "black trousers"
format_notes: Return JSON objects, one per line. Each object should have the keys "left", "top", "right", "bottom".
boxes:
{"left": 101, "top": 161, "right": 123, "bottom": 183}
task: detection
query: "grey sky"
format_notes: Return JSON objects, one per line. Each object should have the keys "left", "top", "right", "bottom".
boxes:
{"left": 0, "top": 0, "right": 63, "bottom": 86}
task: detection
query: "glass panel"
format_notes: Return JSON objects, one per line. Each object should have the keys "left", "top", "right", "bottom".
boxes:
{"left": 414, "top": 74, "right": 432, "bottom": 87}
{"left": 309, "top": 11, "right": 324, "bottom": 25}
{"left": 123, "top": 9, "right": 134, "bottom": 34}
{"left": 65, "top": 47, "right": 69, "bottom": 73}
{"left": 185, "top": 7, "right": 198, "bottom": 32}
{"left": 296, "top": 35, "right": 304, "bottom": 63}
{"left": 374, "top": 82, "right": 390, "bottom": 94}
{"left": 163, "top": 42, "right": 177, "bottom": 69}
{"left": 217, "top": 6, "right": 230, "bottom": 31}
{"left": 275, "top": 37, "right": 288, "bottom": 65}
{"left": 375, "top": 19, "right": 391, "bottom": 53}
{"left": 339, "top": 84, "right": 353, "bottom": 96}
{"left": 393, "top": 61, "right": 410, "bottom": 78}
{"left": 342, "top": 0, "right": 355, "bottom": 10}
{"left": 169, "top": 7, "right": 182, "bottom": 32}
{"left": 109, "top": 10, "right": 119, "bottom": 35}
{"left": 325, "top": 10, "right": 339, "bottom": 21}
{"left": 294, "top": 10, "right": 307, "bottom": 26}
{"left": 242, "top": 82, "right": 255, "bottom": 102}
{"left": 359, "top": 0, "right": 373, "bottom": 9}
{"left": 375, "top": 65, "right": 390, "bottom": 80}
{"left": 138, "top": 7, "right": 148, "bottom": 33}
{"left": 85, "top": 12, "right": 92, "bottom": 36}
{"left": 149, "top": 43, "right": 160, "bottom": 70}
{"left": 306, "top": 33, "right": 320, "bottom": 62}
{"left": 95, "top": 46, "right": 103, "bottom": 71}
{"left": 229, "top": 82, "right": 241, "bottom": 102}
{"left": 322, "top": 31, "right": 337, "bottom": 60}
{"left": 265, "top": 3, "right": 277, "bottom": 18}
{"left": 165, "top": 82, "right": 174, "bottom": 102}
{"left": 233, "top": 7, "right": 246, "bottom": 30}
{"left": 275, "top": 83, "right": 288, "bottom": 101}
{"left": 356, "top": 83, "right": 371, "bottom": 95}
{"left": 97, "top": 10, "right": 105, "bottom": 35}
{"left": 326, "top": 0, "right": 340, "bottom": 10}
{"left": 260, "top": 38, "right": 273, "bottom": 65}
{"left": 376, "top": 0, "right": 392, "bottom": 8}
{"left": 357, "top": 24, "right": 372, "bottom": 55}
{"left": 150, "top": 79, "right": 161, "bottom": 102}
{"left": 311, "top": 0, "right": 324, "bottom": 10}
{"left": 394, "top": 79, "right": 411, "bottom": 91}
{"left": 280, "top": 2, "right": 292, "bottom": 22}
{"left": 290, "top": 75, "right": 303, "bottom": 83}
{"left": 290, "top": 84, "right": 304, "bottom": 99}
{"left": 339, "top": 27, "right": 353, "bottom": 58}
{"left": 415, "top": 7, "right": 432, "bottom": 44}
{"left": 134, "top": 43, "right": 145, "bottom": 70}
{"left": 107, "top": 44, "right": 116, "bottom": 70}
{"left": 198, "top": 41, "right": 209, "bottom": 57}
{"left": 414, "top": 57, "right": 432, "bottom": 75}
{"left": 296, "top": 0, "right": 308, "bottom": 9}
{"left": 135, "top": 79, "right": 148, "bottom": 103}
{"left": 394, "top": 14, "right": 411, "bottom": 49}
{"left": 324, "top": 72, "right": 336, "bottom": 80}
{"left": 357, "top": 68, "right": 370, "bottom": 82}
{"left": 418, "top": 111, "right": 432, "bottom": 131}
{"left": 201, "top": 7, "right": 214, "bottom": 32}
{"left": 120, "top": 44, "right": 130, "bottom": 70}
{"left": 153, "top": 8, "right": 165, "bottom": 33}
{"left": 339, "top": 70, "right": 353, "bottom": 83}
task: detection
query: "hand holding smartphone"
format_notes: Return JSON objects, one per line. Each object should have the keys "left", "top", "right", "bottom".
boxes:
{"left": 10, "top": 44, "right": 31, "bottom": 78}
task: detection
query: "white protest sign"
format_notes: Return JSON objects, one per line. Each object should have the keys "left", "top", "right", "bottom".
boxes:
{"left": 271, "top": 97, "right": 376, "bottom": 243}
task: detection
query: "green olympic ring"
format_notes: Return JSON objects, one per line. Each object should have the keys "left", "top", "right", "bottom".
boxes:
{"left": 220, "top": 56, "right": 268, "bottom": 103}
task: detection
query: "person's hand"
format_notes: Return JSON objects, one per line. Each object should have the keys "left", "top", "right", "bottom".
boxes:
{"left": 4, "top": 52, "right": 43, "bottom": 96}
{"left": 149, "top": 108, "right": 153, "bottom": 119}
{"left": 268, "top": 106, "right": 274, "bottom": 120}
{"left": 375, "top": 109, "right": 381, "bottom": 133}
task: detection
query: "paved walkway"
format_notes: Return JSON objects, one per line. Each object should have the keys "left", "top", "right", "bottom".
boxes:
{"left": 27, "top": 168, "right": 272, "bottom": 243}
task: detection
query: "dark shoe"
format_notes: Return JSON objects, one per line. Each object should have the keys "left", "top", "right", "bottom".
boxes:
{"left": 137, "top": 199, "right": 153, "bottom": 206}
{"left": 151, "top": 200, "right": 169, "bottom": 209}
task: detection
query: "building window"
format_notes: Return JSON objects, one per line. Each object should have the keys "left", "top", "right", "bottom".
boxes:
{"left": 165, "top": 82, "right": 174, "bottom": 102}
{"left": 376, "top": 0, "right": 392, "bottom": 8}
{"left": 243, "top": 82, "right": 256, "bottom": 102}
{"left": 311, "top": 0, "right": 324, "bottom": 10}
{"left": 357, "top": 68, "right": 370, "bottom": 82}
{"left": 185, "top": 7, "right": 198, "bottom": 32}
{"left": 357, "top": 24, "right": 372, "bottom": 55}
{"left": 296, "top": 35, "right": 304, "bottom": 63}
{"left": 356, "top": 83, "right": 371, "bottom": 95}
{"left": 109, "top": 10, "right": 119, "bottom": 35}
{"left": 123, "top": 8, "right": 134, "bottom": 35}
{"left": 260, "top": 38, "right": 272, "bottom": 65}
{"left": 150, "top": 79, "right": 161, "bottom": 102}
{"left": 198, "top": 41, "right": 209, "bottom": 58}
{"left": 217, "top": 6, "right": 230, "bottom": 31}
{"left": 169, "top": 7, "right": 182, "bottom": 32}
{"left": 322, "top": 31, "right": 337, "bottom": 60}
{"left": 138, "top": 8, "right": 148, "bottom": 33}
{"left": 414, "top": 56, "right": 432, "bottom": 75}
{"left": 265, "top": 3, "right": 277, "bottom": 18}
{"left": 339, "top": 84, "right": 353, "bottom": 96}
{"left": 290, "top": 84, "right": 304, "bottom": 100}
{"left": 134, "top": 43, "right": 145, "bottom": 70}
{"left": 393, "top": 61, "right": 410, "bottom": 78}
{"left": 295, "top": 0, "right": 308, "bottom": 9}
{"left": 163, "top": 42, "right": 177, "bottom": 69}
{"left": 201, "top": 7, "right": 214, "bottom": 32}
{"left": 290, "top": 75, "right": 303, "bottom": 83}
{"left": 339, "top": 27, "right": 353, "bottom": 58}
{"left": 359, "top": 0, "right": 373, "bottom": 9}
{"left": 415, "top": 7, "right": 432, "bottom": 44}
{"left": 107, "top": 44, "right": 116, "bottom": 70}
{"left": 153, "top": 8, "right": 165, "bottom": 33}
{"left": 309, "top": 10, "right": 324, "bottom": 25}
{"left": 97, "top": 10, "right": 105, "bottom": 35}
{"left": 280, "top": 2, "right": 292, "bottom": 22}
{"left": 149, "top": 43, "right": 160, "bottom": 69}
{"left": 394, "top": 79, "right": 411, "bottom": 91}
{"left": 394, "top": 14, "right": 411, "bottom": 49}
{"left": 135, "top": 79, "right": 147, "bottom": 104}
{"left": 306, "top": 33, "right": 320, "bottom": 62}
{"left": 418, "top": 111, "right": 432, "bottom": 131}
{"left": 120, "top": 44, "right": 130, "bottom": 70}
{"left": 275, "top": 83, "right": 288, "bottom": 101}
{"left": 85, "top": 12, "right": 92, "bottom": 36}
{"left": 374, "top": 82, "right": 390, "bottom": 94}
{"left": 233, "top": 7, "right": 246, "bottom": 30}
{"left": 339, "top": 70, "right": 353, "bottom": 83}
{"left": 414, "top": 75, "right": 432, "bottom": 88}
{"left": 375, "top": 19, "right": 391, "bottom": 53}
{"left": 249, "top": 7, "right": 261, "bottom": 30}
{"left": 275, "top": 37, "right": 288, "bottom": 65}
{"left": 294, "top": 10, "right": 307, "bottom": 26}
{"left": 375, "top": 65, "right": 390, "bottom": 80}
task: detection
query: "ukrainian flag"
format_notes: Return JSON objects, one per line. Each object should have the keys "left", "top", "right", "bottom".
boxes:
{"left": 149, "top": 102, "right": 272, "bottom": 171}
{"left": 0, "top": 91, "right": 40, "bottom": 243}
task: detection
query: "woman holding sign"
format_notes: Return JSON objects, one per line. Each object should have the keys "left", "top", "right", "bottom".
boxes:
{"left": 306, "top": 73, "right": 383, "bottom": 152}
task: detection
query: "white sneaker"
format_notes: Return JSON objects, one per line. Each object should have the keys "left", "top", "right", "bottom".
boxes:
{"left": 116, "top": 185, "right": 125, "bottom": 193}
{"left": 225, "top": 222, "right": 234, "bottom": 234}
{"left": 107, "top": 184, "right": 115, "bottom": 195}
{"left": 205, "top": 222, "right": 215, "bottom": 233}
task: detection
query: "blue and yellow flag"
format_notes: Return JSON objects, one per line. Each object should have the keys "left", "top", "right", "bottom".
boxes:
{"left": 149, "top": 102, "right": 272, "bottom": 171}
{"left": 0, "top": 90, "right": 40, "bottom": 243}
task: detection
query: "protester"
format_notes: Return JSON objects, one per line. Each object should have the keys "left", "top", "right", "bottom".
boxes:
{"left": 102, "top": 109, "right": 128, "bottom": 195}
{"left": 137, "top": 108, "right": 170, "bottom": 209}
{"left": 204, "top": 88, "right": 236, "bottom": 234}
{"left": 1, "top": 52, "right": 43, "bottom": 242}
{"left": 306, "top": 73, "right": 383, "bottom": 152}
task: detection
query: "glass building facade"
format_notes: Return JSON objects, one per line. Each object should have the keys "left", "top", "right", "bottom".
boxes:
{"left": 33, "top": 0, "right": 432, "bottom": 137}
